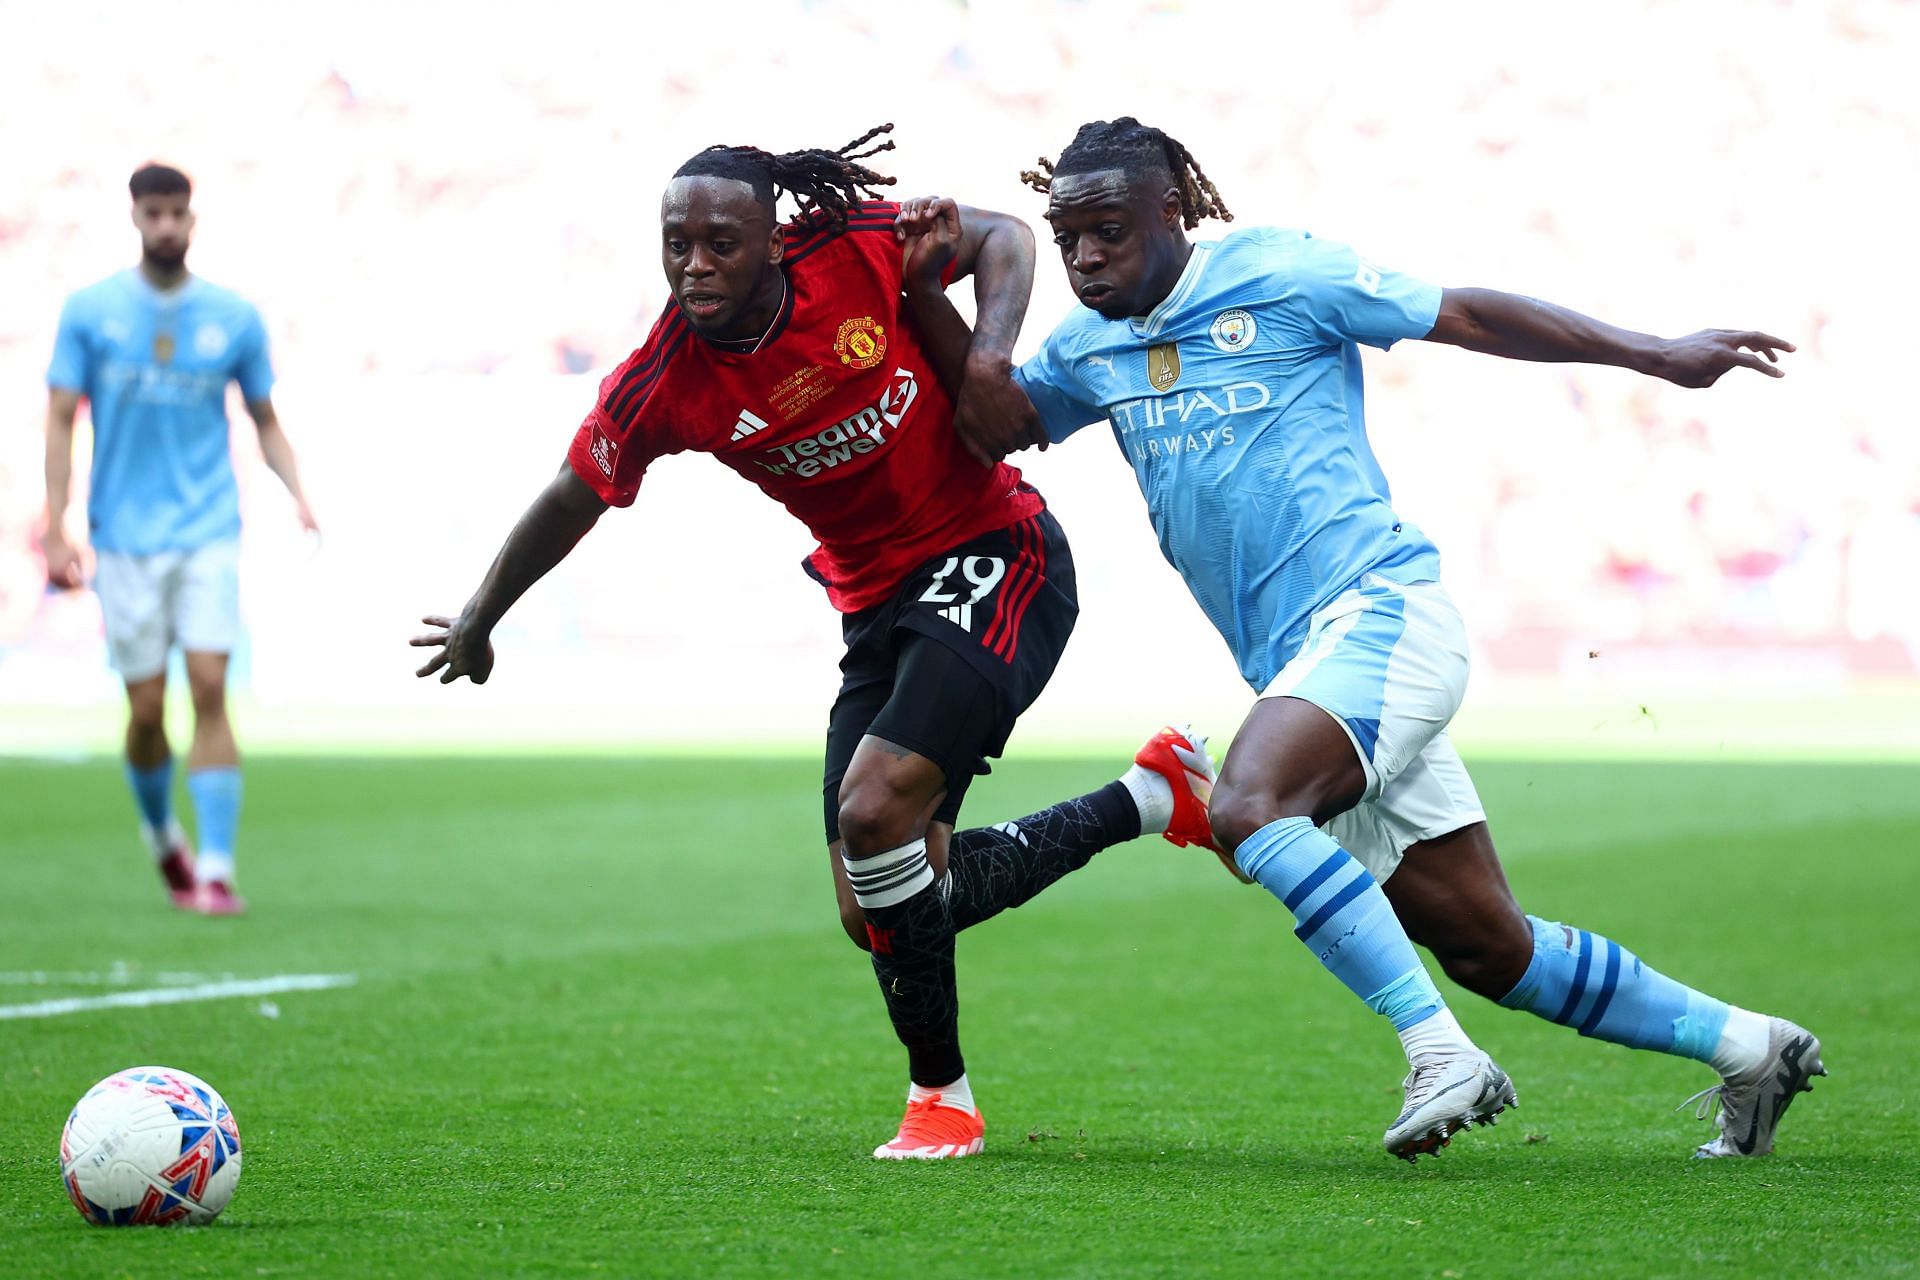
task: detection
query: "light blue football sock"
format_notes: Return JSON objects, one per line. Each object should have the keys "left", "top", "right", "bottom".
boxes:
{"left": 125, "top": 760, "right": 175, "bottom": 832}
{"left": 1235, "top": 816, "right": 1445, "bottom": 1031}
{"left": 1498, "top": 915, "right": 1729, "bottom": 1061}
{"left": 187, "top": 767, "right": 243, "bottom": 879}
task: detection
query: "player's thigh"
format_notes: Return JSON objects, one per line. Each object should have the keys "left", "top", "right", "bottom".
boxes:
{"left": 848, "top": 632, "right": 1008, "bottom": 847}
{"left": 853, "top": 509, "right": 1079, "bottom": 834}
{"left": 822, "top": 605, "right": 900, "bottom": 845}
{"left": 822, "top": 621, "right": 954, "bottom": 854}
{"left": 173, "top": 538, "right": 240, "bottom": 659}
{"left": 94, "top": 549, "right": 172, "bottom": 682}
{"left": 1213, "top": 695, "right": 1369, "bottom": 844}
{"left": 1257, "top": 576, "right": 1469, "bottom": 803}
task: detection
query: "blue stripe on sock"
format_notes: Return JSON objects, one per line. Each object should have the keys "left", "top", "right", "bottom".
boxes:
{"left": 1577, "top": 939, "right": 1624, "bottom": 1036}
{"left": 1282, "top": 853, "right": 1349, "bottom": 912}
{"left": 1551, "top": 930, "right": 1594, "bottom": 1025}
{"left": 1293, "top": 870, "right": 1372, "bottom": 944}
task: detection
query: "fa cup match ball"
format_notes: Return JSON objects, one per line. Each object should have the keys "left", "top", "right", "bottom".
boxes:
{"left": 59, "top": 1066, "right": 242, "bottom": 1226}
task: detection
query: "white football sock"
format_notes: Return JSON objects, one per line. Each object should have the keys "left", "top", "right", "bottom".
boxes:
{"left": 909, "top": 1072, "right": 975, "bottom": 1116}
{"left": 1709, "top": 1006, "right": 1773, "bottom": 1078}
{"left": 1120, "top": 764, "right": 1174, "bottom": 834}
{"left": 1397, "top": 1006, "right": 1477, "bottom": 1066}
{"left": 196, "top": 849, "right": 236, "bottom": 884}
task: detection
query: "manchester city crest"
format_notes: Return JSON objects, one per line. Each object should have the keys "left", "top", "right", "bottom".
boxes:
{"left": 1210, "top": 308, "right": 1257, "bottom": 353}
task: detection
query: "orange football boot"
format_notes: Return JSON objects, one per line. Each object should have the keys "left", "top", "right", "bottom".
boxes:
{"left": 872, "top": 1094, "right": 985, "bottom": 1160}
{"left": 1134, "top": 725, "right": 1249, "bottom": 883}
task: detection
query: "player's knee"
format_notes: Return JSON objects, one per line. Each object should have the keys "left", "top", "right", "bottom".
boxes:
{"left": 835, "top": 786, "right": 918, "bottom": 858}
{"left": 126, "top": 687, "right": 166, "bottom": 731}
{"left": 1430, "top": 919, "right": 1533, "bottom": 1001}
{"left": 186, "top": 677, "right": 227, "bottom": 720}
{"left": 1207, "top": 781, "right": 1311, "bottom": 857}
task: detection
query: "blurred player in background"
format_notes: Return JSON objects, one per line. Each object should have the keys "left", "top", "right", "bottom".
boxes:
{"left": 927, "top": 116, "right": 1820, "bottom": 1160}
{"left": 42, "top": 163, "right": 319, "bottom": 916}
{"left": 412, "top": 127, "right": 1212, "bottom": 1161}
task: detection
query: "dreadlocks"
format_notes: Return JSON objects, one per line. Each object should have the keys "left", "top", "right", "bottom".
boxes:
{"left": 674, "top": 123, "right": 898, "bottom": 227}
{"left": 1020, "top": 117, "right": 1232, "bottom": 229}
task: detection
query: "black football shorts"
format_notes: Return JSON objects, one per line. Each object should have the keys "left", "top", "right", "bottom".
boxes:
{"left": 821, "top": 508, "right": 1078, "bottom": 841}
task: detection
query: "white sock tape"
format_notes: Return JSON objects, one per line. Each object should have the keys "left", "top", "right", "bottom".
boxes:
{"left": 843, "top": 838, "right": 934, "bottom": 909}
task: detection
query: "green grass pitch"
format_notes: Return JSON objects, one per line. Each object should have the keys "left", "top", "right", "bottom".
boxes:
{"left": 3, "top": 750, "right": 1916, "bottom": 1277}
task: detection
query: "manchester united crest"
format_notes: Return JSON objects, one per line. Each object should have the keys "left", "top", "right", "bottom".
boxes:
{"left": 834, "top": 316, "right": 887, "bottom": 370}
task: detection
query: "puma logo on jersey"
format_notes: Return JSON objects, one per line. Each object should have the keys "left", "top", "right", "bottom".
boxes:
{"left": 1083, "top": 353, "right": 1118, "bottom": 381}
{"left": 751, "top": 368, "right": 919, "bottom": 479}
{"left": 730, "top": 409, "right": 769, "bottom": 441}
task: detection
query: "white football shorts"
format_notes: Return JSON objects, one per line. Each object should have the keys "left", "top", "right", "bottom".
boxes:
{"left": 93, "top": 537, "right": 241, "bottom": 681}
{"left": 1258, "top": 574, "right": 1487, "bottom": 881}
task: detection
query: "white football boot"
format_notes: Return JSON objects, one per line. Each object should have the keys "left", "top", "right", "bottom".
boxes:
{"left": 1683, "top": 1017, "right": 1826, "bottom": 1158}
{"left": 1383, "top": 1052, "right": 1517, "bottom": 1161}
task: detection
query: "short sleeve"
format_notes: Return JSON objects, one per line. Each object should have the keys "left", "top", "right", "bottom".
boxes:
{"left": 47, "top": 296, "right": 90, "bottom": 392}
{"left": 233, "top": 306, "right": 276, "bottom": 402}
{"left": 1289, "top": 235, "right": 1441, "bottom": 350}
{"left": 565, "top": 324, "right": 688, "bottom": 507}
{"left": 1014, "top": 340, "right": 1106, "bottom": 444}
{"left": 567, "top": 403, "right": 647, "bottom": 507}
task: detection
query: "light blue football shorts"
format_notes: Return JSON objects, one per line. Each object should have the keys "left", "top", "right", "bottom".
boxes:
{"left": 1259, "top": 574, "right": 1486, "bottom": 880}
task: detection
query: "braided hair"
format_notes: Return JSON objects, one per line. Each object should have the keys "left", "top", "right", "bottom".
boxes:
{"left": 674, "top": 123, "right": 898, "bottom": 226}
{"left": 1020, "top": 117, "right": 1232, "bottom": 229}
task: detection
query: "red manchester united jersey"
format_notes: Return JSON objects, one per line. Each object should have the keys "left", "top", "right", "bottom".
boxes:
{"left": 567, "top": 200, "right": 1044, "bottom": 613}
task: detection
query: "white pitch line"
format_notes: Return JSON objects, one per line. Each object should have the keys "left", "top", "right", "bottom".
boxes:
{"left": 0, "top": 971, "right": 222, "bottom": 987}
{"left": 0, "top": 973, "right": 358, "bottom": 1020}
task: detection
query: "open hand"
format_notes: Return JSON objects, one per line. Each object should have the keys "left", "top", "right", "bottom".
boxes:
{"left": 410, "top": 612, "right": 495, "bottom": 684}
{"left": 1657, "top": 330, "right": 1795, "bottom": 388}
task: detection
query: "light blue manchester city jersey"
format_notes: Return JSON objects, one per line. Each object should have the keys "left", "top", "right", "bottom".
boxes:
{"left": 48, "top": 270, "right": 274, "bottom": 554}
{"left": 1015, "top": 227, "right": 1443, "bottom": 689}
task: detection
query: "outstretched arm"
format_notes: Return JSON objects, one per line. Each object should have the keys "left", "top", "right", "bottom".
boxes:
{"left": 896, "top": 197, "right": 1045, "bottom": 463}
{"left": 244, "top": 397, "right": 319, "bottom": 533}
{"left": 43, "top": 388, "right": 83, "bottom": 589}
{"left": 410, "top": 463, "right": 607, "bottom": 685}
{"left": 1424, "top": 288, "right": 1794, "bottom": 388}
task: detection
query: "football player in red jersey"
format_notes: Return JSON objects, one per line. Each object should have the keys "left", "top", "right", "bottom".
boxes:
{"left": 411, "top": 127, "right": 1218, "bottom": 1160}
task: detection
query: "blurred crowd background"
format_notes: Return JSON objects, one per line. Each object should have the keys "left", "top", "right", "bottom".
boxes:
{"left": 3, "top": 0, "right": 1915, "bottom": 748}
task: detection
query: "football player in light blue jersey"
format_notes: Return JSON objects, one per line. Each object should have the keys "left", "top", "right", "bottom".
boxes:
{"left": 43, "top": 163, "right": 318, "bottom": 916}
{"left": 907, "top": 117, "right": 1820, "bottom": 1162}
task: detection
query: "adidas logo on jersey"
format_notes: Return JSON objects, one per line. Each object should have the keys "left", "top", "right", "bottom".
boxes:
{"left": 730, "top": 409, "right": 769, "bottom": 441}
{"left": 936, "top": 603, "right": 974, "bottom": 631}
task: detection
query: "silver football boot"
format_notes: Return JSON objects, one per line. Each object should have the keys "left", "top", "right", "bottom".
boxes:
{"left": 1384, "top": 1053, "right": 1517, "bottom": 1161}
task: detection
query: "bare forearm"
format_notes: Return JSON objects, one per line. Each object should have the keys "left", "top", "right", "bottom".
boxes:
{"left": 964, "top": 218, "right": 1036, "bottom": 374}
{"left": 904, "top": 280, "right": 977, "bottom": 399}
{"left": 256, "top": 423, "right": 309, "bottom": 504}
{"left": 465, "top": 467, "right": 605, "bottom": 631}
{"left": 44, "top": 416, "right": 75, "bottom": 531}
{"left": 1430, "top": 287, "right": 1665, "bottom": 375}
